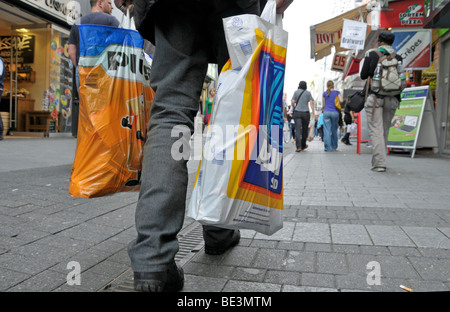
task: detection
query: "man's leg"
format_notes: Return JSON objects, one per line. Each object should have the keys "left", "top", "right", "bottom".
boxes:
{"left": 128, "top": 3, "right": 210, "bottom": 275}
{"left": 365, "top": 94, "right": 386, "bottom": 168}
{"left": 293, "top": 111, "right": 302, "bottom": 150}
{"left": 300, "top": 112, "right": 310, "bottom": 149}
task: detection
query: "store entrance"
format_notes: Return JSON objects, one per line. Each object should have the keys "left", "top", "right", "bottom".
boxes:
{"left": 0, "top": 1, "right": 48, "bottom": 135}
{"left": 0, "top": 1, "right": 74, "bottom": 137}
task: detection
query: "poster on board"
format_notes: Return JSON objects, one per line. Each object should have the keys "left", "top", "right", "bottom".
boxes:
{"left": 387, "top": 86, "right": 439, "bottom": 158}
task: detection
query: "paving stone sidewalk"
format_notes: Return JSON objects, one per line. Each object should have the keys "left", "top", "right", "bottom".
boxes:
{"left": 179, "top": 140, "right": 450, "bottom": 292}
{"left": 1, "top": 137, "right": 450, "bottom": 292}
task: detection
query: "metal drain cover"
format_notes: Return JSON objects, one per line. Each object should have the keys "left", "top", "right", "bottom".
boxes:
{"left": 102, "top": 221, "right": 204, "bottom": 292}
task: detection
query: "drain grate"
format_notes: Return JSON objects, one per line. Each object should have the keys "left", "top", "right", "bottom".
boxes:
{"left": 102, "top": 222, "right": 204, "bottom": 292}
{"left": 175, "top": 222, "right": 204, "bottom": 265}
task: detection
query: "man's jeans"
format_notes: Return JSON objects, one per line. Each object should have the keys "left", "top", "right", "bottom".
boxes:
{"left": 364, "top": 94, "right": 399, "bottom": 168}
{"left": 323, "top": 111, "right": 339, "bottom": 151}
{"left": 127, "top": 1, "right": 246, "bottom": 273}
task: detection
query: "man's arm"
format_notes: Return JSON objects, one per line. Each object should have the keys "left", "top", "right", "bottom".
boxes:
{"left": 68, "top": 44, "right": 77, "bottom": 67}
{"left": 114, "top": 0, "right": 133, "bottom": 12}
{"left": 360, "top": 51, "right": 377, "bottom": 80}
{"left": 276, "top": 0, "right": 294, "bottom": 13}
{"left": 309, "top": 100, "right": 315, "bottom": 114}
{"left": 115, "top": 0, "right": 294, "bottom": 13}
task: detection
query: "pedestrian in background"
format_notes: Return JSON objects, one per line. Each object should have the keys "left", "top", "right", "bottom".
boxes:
{"left": 114, "top": 0, "right": 293, "bottom": 292}
{"left": 287, "top": 104, "right": 295, "bottom": 142}
{"left": 360, "top": 31, "right": 403, "bottom": 172}
{"left": 68, "top": 0, "right": 119, "bottom": 89}
{"left": 203, "top": 88, "right": 215, "bottom": 127}
{"left": 290, "top": 80, "right": 314, "bottom": 152}
{"left": 322, "top": 80, "right": 343, "bottom": 151}
{"left": 0, "top": 56, "right": 5, "bottom": 140}
{"left": 341, "top": 109, "right": 354, "bottom": 145}
{"left": 317, "top": 109, "right": 324, "bottom": 141}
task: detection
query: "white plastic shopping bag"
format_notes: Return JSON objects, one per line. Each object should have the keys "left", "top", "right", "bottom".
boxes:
{"left": 187, "top": 0, "right": 288, "bottom": 235}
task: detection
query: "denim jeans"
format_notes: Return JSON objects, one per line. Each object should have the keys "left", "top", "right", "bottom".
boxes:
{"left": 127, "top": 1, "right": 248, "bottom": 273}
{"left": 323, "top": 111, "right": 339, "bottom": 151}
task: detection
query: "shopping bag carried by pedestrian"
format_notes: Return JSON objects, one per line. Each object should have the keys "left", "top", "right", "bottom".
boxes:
{"left": 283, "top": 121, "right": 290, "bottom": 143}
{"left": 347, "top": 123, "right": 357, "bottom": 134}
{"left": 187, "top": 0, "right": 288, "bottom": 235}
{"left": 69, "top": 23, "right": 154, "bottom": 198}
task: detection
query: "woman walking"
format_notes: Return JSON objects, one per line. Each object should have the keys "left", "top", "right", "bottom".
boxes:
{"left": 322, "top": 80, "right": 343, "bottom": 151}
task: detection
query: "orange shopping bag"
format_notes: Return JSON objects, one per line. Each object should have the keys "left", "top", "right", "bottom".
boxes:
{"left": 69, "top": 24, "right": 154, "bottom": 198}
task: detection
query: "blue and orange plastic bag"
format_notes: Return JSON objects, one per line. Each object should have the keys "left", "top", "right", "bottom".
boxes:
{"left": 69, "top": 25, "right": 154, "bottom": 198}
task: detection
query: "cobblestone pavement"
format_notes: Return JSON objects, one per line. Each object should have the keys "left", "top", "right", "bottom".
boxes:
{"left": 1, "top": 136, "right": 450, "bottom": 292}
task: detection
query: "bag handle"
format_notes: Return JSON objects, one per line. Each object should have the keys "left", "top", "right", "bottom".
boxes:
{"left": 260, "top": 0, "right": 283, "bottom": 26}
{"left": 119, "top": 7, "right": 136, "bottom": 30}
{"left": 293, "top": 90, "right": 305, "bottom": 111}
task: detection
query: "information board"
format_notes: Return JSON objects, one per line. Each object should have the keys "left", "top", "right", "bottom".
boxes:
{"left": 387, "top": 86, "right": 439, "bottom": 158}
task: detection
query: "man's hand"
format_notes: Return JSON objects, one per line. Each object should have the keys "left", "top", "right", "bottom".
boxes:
{"left": 276, "top": 0, "right": 293, "bottom": 14}
{"left": 114, "top": 0, "right": 133, "bottom": 12}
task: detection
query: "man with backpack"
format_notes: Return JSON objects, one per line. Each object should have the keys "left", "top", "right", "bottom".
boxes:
{"left": 360, "top": 31, "right": 404, "bottom": 172}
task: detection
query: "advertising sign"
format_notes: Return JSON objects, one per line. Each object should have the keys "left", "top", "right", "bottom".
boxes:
{"left": 380, "top": 0, "right": 425, "bottom": 28}
{"left": 340, "top": 19, "right": 367, "bottom": 50}
{"left": 331, "top": 53, "right": 348, "bottom": 72}
{"left": 392, "top": 29, "right": 432, "bottom": 70}
{"left": 17, "top": 0, "right": 85, "bottom": 24}
{"left": 0, "top": 35, "right": 35, "bottom": 64}
{"left": 387, "top": 86, "right": 439, "bottom": 157}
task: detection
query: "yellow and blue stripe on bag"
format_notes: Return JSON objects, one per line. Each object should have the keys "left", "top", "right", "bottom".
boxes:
{"left": 227, "top": 29, "right": 286, "bottom": 210}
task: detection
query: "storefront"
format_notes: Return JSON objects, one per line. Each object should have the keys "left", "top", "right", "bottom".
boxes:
{"left": 0, "top": 0, "right": 89, "bottom": 137}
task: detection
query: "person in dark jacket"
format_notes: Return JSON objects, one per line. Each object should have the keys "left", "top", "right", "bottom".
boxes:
{"left": 114, "top": 0, "right": 293, "bottom": 292}
{"left": 360, "top": 31, "right": 402, "bottom": 173}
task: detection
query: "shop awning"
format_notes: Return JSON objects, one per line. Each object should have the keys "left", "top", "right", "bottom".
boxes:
{"left": 310, "top": 5, "right": 369, "bottom": 61}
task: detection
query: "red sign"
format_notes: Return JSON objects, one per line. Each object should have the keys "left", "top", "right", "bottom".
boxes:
{"left": 331, "top": 53, "right": 348, "bottom": 72}
{"left": 380, "top": 0, "right": 425, "bottom": 28}
{"left": 315, "top": 30, "right": 342, "bottom": 45}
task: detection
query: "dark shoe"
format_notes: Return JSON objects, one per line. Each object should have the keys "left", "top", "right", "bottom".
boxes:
{"left": 295, "top": 148, "right": 302, "bottom": 152}
{"left": 205, "top": 230, "right": 240, "bottom": 255}
{"left": 134, "top": 261, "right": 184, "bottom": 292}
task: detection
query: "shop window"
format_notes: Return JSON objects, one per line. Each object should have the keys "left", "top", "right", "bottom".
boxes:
{"left": 45, "top": 27, "right": 73, "bottom": 133}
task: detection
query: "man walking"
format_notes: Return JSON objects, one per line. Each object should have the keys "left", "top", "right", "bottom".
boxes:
{"left": 114, "top": 0, "right": 293, "bottom": 292}
{"left": 68, "top": 0, "right": 119, "bottom": 88}
{"left": 360, "top": 31, "right": 403, "bottom": 172}
{"left": 290, "top": 81, "right": 314, "bottom": 152}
